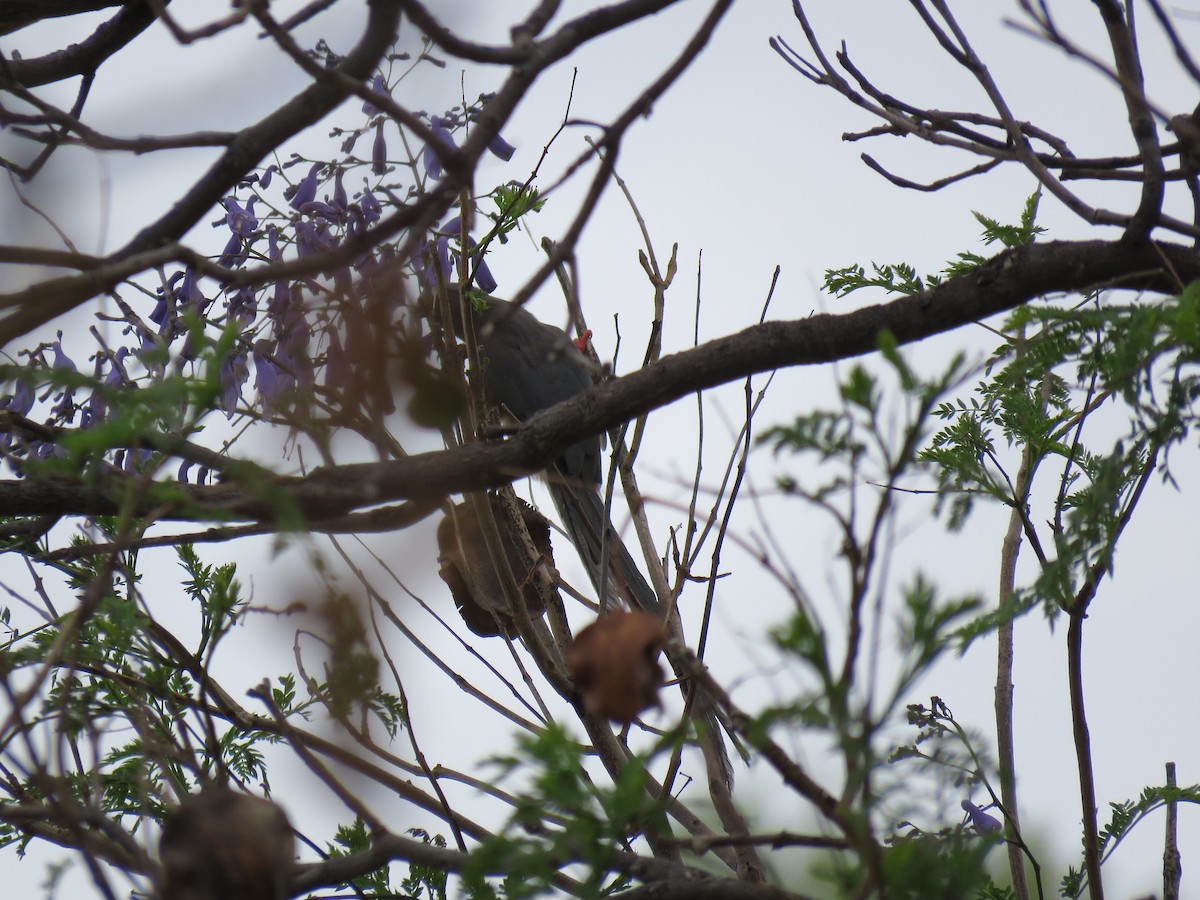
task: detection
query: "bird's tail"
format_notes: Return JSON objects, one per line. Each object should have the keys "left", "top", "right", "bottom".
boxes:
{"left": 548, "top": 479, "right": 660, "bottom": 616}
{"left": 548, "top": 480, "right": 744, "bottom": 785}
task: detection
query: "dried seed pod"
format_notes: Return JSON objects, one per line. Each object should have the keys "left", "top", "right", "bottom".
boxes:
{"left": 566, "top": 610, "right": 666, "bottom": 724}
{"left": 158, "top": 786, "right": 294, "bottom": 900}
{"left": 436, "top": 494, "right": 555, "bottom": 638}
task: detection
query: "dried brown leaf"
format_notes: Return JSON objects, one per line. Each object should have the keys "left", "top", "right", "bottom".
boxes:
{"left": 566, "top": 610, "right": 666, "bottom": 724}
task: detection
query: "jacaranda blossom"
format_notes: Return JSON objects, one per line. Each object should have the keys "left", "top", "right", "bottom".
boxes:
{"left": 223, "top": 196, "right": 258, "bottom": 236}
{"left": 433, "top": 217, "right": 498, "bottom": 292}
{"left": 289, "top": 162, "right": 323, "bottom": 210}
{"left": 219, "top": 349, "right": 249, "bottom": 418}
{"left": 372, "top": 121, "right": 388, "bottom": 175}
{"left": 960, "top": 800, "right": 1002, "bottom": 834}
{"left": 488, "top": 132, "right": 516, "bottom": 162}
{"left": 422, "top": 116, "right": 456, "bottom": 180}
{"left": 48, "top": 338, "right": 78, "bottom": 422}
{"left": 333, "top": 170, "right": 348, "bottom": 211}
{"left": 359, "top": 190, "right": 381, "bottom": 224}
{"left": 362, "top": 73, "right": 388, "bottom": 116}
{"left": 253, "top": 340, "right": 286, "bottom": 412}
{"left": 5, "top": 380, "right": 34, "bottom": 417}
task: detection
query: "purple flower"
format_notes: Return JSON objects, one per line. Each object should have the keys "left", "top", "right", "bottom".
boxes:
{"left": 359, "top": 190, "right": 381, "bottom": 224}
{"left": 372, "top": 121, "right": 388, "bottom": 175}
{"left": 261, "top": 272, "right": 312, "bottom": 397}
{"left": 293, "top": 221, "right": 317, "bottom": 257}
{"left": 226, "top": 287, "right": 256, "bottom": 329}
{"left": 362, "top": 74, "right": 388, "bottom": 116}
{"left": 49, "top": 338, "right": 79, "bottom": 422}
{"left": 6, "top": 380, "right": 34, "bottom": 417}
{"left": 217, "top": 195, "right": 254, "bottom": 267}
{"left": 295, "top": 220, "right": 335, "bottom": 258}
{"left": 173, "top": 269, "right": 205, "bottom": 317}
{"left": 217, "top": 231, "right": 244, "bottom": 268}
{"left": 183, "top": 272, "right": 204, "bottom": 310}
{"left": 219, "top": 349, "right": 249, "bottom": 418}
{"left": 412, "top": 230, "right": 451, "bottom": 291}
{"left": 422, "top": 116, "right": 456, "bottom": 179}
{"left": 50, "top": 339, "right": 76, "bottom": 375}
{"left": 223, "top": 196, "right": 258, "bottom": 236}
{"left": 961, "top": 800, "right": 1002, "bottom": 834}
{"left": 82, "top": 348, "right": 129, "bottom": 428}
{"left": 352, "top": 246, "right": 386, "bottom": 280}
{"left": 0, "top": 381, "right": 35, "bottom": 454}
{"left": 258, "top": 165, "right": 277, "bottom": 189}
{"left": 474, "top": 255, "right": 497, "bottom": 293}
{"left": 345, "top": 205, "right": 364, "bottom": 241}
{"left": 150, "top": 290, "right": 170, "bottom": 328}
{"left": 179, "top": 460, "right": 211, "bottom": 485}
{"left": 283, "top": 343, "right": 313, "bottom": 391}
{"left": 332, "top": 169, "right": 347, "bottom": 211}
{"left": 289, "top": 162, "right": 323, "bottom": 210}
{"left": 254, "top": 340, "right": 286, "bottom": 411}
{"left": 105, "top": 348, "right": 130, "bottom": 387}
{"left": 435, "top": 217, "right": 497, "bottom": 292}
{"left": 269, "top": 280, "right": 293, "bottom": 321}
{"left": 0, "top": 379, "right": 35, "bottom": 452}
{"left": 298, "top": 200, "right": 343, "bottom": 224}
{"left": 487, "top": 132, "right": 516, "bottom": 161}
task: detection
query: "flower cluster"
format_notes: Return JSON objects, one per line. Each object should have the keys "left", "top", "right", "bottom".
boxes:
{"left": 0, "top": 58, "right": 522, "bottom": 484}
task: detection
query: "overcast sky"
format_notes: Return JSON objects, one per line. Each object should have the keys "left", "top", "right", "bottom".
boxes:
{"left": 4, "top": 2, "right": 1199, "bottom": 898}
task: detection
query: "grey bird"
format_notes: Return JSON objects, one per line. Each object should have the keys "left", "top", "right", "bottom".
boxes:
{"left": 438, "top": 285, "right": 741, "bottom": 782}
{"left": 456, "top": 290, "right": 654, "bottom": 615}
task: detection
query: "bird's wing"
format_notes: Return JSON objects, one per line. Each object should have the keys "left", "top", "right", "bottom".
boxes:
{"left": 475, "top": 298, "right": 601, "bottom": 483}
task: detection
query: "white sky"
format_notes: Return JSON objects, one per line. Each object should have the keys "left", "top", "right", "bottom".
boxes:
{"left": 2, "top": 2, "right": 1198, "bottom": 898}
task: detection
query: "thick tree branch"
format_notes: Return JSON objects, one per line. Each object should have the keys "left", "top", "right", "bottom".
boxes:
{"left": 0, "top": 1, "right": 128, "bottom": 35}
{"left": 3, "top": 237, "right": 1187, "bottom": 525}
{"left": 0, "top": 1, "right": 160, "bottom": 86}
{"left": 290, "top": 828, "right": 806, "bottom": 900}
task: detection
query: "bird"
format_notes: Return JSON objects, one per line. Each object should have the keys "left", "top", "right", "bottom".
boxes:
{"left": 434, "top": 284, "right": 662, "bottom": 612}
{"left": 436, "top": 493, "right": 555, "bottom": 638}
{"left": 435, "top": 284, "right": 741, "bottom": 782}
{"left": 453, "top": 289, "right": 656, "bottom": 614}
